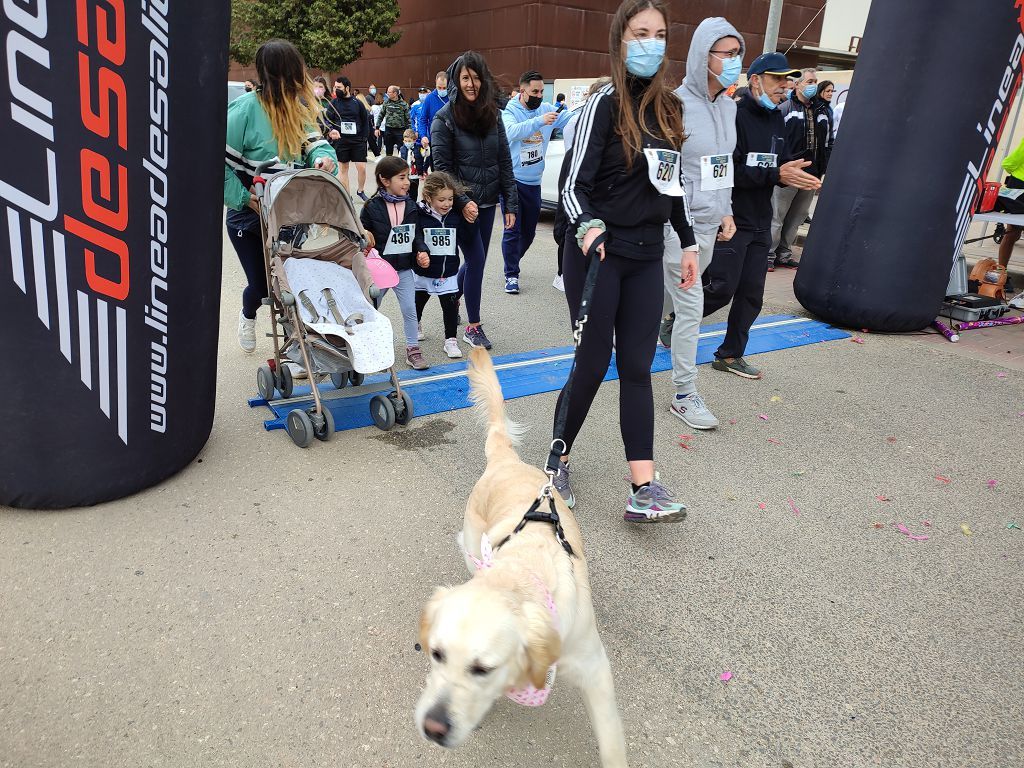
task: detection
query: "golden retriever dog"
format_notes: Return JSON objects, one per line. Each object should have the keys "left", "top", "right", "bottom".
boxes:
{"left": 415, "top": 348, "right": 628, "bottom": 767}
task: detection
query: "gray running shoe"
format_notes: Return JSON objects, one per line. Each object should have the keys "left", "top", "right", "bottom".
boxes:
{"left": 552, "top": 462, "right": 575, "bottom": 509}
{"left": 659, "top": 312, "right": 675, "bottom": 347}
{"left": 624, "top": 478, "right": 687, "bottom": 523}
{"left": 670, "top": 392, "right": 719, "bottom": 429}
{"left": 711, "top": 356, "right": 762, "bottom": 379}
{"left": 463, "top": 325, "right": 492, "bottom": 350}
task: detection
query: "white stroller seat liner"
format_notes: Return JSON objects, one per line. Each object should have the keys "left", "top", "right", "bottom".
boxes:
{"left": 283, "top": 258, "right": 395, "bottom": 374}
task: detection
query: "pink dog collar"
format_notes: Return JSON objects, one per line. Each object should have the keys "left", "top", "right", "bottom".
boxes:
{"left": 461, "top": 534, "right": 559, "bottom": 707}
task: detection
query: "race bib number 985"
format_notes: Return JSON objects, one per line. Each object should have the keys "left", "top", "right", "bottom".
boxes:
{"left": 424, "top": 227, "right": 456, "bottom": 256}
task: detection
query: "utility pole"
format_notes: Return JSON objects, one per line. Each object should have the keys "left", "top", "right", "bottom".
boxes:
{"left": 764, "top": 0, "right": 784, "bottom": 53}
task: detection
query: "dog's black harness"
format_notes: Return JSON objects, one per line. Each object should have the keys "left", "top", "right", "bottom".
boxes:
{"left": 496, "top": 232, "right": 608, "bottom": 559}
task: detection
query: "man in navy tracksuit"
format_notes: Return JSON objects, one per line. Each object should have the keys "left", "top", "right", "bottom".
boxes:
{"left": 702, "top": 53, "right": 820, "bottom": 379}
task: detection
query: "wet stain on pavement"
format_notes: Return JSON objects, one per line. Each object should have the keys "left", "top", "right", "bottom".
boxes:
{"left": 369, "top": 418, "right": 457, "bottom": 451}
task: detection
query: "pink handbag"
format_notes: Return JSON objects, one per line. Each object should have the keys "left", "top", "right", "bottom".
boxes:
{"left": 364, "top": 248, "right": 399, "bottom": 290}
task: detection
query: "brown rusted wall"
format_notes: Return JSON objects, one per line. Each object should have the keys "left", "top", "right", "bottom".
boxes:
{"left": 229, "top": 0, "right": 825, "bottom": 90}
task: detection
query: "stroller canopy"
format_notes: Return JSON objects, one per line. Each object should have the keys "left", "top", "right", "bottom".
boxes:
{"left": 263, "top": 169, "right": 363, "bottom": 238}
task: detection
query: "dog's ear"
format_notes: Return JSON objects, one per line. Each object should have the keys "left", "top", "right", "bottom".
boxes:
{"left": 419, "top": 586, "right": 451, "bottom": 651}
{"left": 522, "top": 600, "right": 561, "bottom": 689}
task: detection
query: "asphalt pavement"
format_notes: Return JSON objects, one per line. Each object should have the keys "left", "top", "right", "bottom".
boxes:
{"left": 2, "top": 198, "right": 1022, "bottom": 768}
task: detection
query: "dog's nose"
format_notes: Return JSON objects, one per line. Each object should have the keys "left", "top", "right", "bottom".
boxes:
{"left": 422, "top": 704, "right": 451, "bottom": 745}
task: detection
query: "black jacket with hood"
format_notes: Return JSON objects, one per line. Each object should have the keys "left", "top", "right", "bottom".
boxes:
{"left": 560, "top": 77, "right": 696, "bottom": 259}
{"left": 429, "top": 56, "right": 518, "bottom": 212}
{"left": 359, "top": 195, "right": 418, "bottom": 272}
{"left": 730, "top": 90, "right": 792, "bottom": 232}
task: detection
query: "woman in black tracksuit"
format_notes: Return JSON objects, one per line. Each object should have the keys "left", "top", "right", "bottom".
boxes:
{"left": 552, "top": 0, "right": 698, "bottom": 523}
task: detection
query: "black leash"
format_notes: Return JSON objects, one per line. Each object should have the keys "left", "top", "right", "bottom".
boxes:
{"left": 498, "top": 231, "right": 609, "bottom": 559}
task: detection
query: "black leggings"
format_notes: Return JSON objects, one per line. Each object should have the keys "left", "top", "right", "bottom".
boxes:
{"left": 555, "top": 241, "right": 663, "bottom": 462}
{"left": 416, "top": 290, "right": 459, "bottom": 339}
{"left": 227, "top": 224, "right": 267, "bottom": 319}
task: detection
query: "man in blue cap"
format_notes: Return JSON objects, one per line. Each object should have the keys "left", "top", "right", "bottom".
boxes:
{"left": 701, "top": 52, "right": 820, "bottom": 381}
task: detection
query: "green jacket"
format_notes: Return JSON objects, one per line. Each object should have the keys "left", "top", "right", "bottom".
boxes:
{"left": 1003, "top": 139, "right": 1024, "bottom": 182}
{"left": 224, "top": 91, "right": 338, "bottom": 211}
{"left": 376, "top": 97, "right": 411, "bottom": 131}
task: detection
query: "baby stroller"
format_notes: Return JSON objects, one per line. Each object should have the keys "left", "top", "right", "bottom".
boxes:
{"left": 253, "top": 164, "right": 413, "bottom": 447}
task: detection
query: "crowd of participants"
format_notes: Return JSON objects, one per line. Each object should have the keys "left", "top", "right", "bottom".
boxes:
{"left": 224, "top": 0, "right": 841, "bottom": 521}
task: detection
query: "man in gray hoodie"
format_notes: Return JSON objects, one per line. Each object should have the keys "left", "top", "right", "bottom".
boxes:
{"left": 663, "top": 17, "right": 743, "bottom": 430}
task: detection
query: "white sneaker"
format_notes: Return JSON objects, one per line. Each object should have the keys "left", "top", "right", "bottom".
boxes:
{"left": 552, "top": 274, "right": 565, "bottom": 292}
{"left": 237, "top": 310, "right": 256, "bottom": 353}
{"left": 1010, "top": 290, "right": 1024, "bottom": 310}
{"left": 286, "top": 362, "right": 308, "bottom": 380}
{"left": 417, "top": 322, "right": 426, "bottom": 341}
{"left": 669, "top": 392, "right": 719, "bottom": 430}
{"left": 444, "top": 337, "right": 463, "bottom": 358}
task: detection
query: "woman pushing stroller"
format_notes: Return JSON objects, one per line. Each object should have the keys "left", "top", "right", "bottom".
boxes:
{"left": 224, "top": 38, "right": 338, "bottom": 354}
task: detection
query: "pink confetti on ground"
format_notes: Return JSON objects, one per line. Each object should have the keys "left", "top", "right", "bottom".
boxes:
{"left": 987, "top": 479, "right": 998, "bottom": 489}
{"left": 1017, "top": 411, "right": 1024, "bottom": 417}
{"left": 886, "top": 436, "right": 897, "bottom": 444}
{"left": 757, "top": 414, "right": 769, "bottom": 421}
{"left": 767, "top": 438, "right": 783, "bottom": 445}
{"left": 786, "top": 498, "right": 801, "bottom": 517}
{"left": 876, "top": 495, "right": 891, "bottom": 502}
{"left": 935, "top": 475, "right": 951, "bottom": 484}
{"left": 851, "top": 337, "right": 866, "bottom": 344}
{"left": 895, "top": 523, "right": 929, "bottom": 542}
{"left": 922, "top": 520, "right": 932, "bottom": 527}
{"left": 678, "top": 434, "right": 693, "bottom": 441}
{"left": 719, "top": 671, "right": 733, "bottom": 683}
{"left": 728, "top": 418, "right": 738, "bottom": 425}
{"left": 996, "top": 372, "right": 1008, "bottom": 379}
{"left": 757, "top": 502, "right": 768, "bottom": 511}
{"left": 677, "top": 442, "right": 692, "bottom": 450}
{"left": 872, "top": 522, "right": 885, "bottom": 529}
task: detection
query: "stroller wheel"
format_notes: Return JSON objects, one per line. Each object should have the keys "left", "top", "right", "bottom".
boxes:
{"left": 286, "top": 408, "right": 315, "bottom": 448}
{"left": 369, "top": 394, "right": 397, "bottom": 431}
{"left": 348, "top": 370, "right": 365, "bottom": 387}
{"left": 277, "top": 362, "right": 294, "bottom": 398}
{"left": 393, "top": 390, "right": 414, "bottom": 426}
{"left": 257, "top": 364, "right": 275, "bottom": 401}
{"left": 313, "top": 406, "right": 335, "bottom": 442}
{"left": 330, "top": 372, "right": 348, "bottom": 389}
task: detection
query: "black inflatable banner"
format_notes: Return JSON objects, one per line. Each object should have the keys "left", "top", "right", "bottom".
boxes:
{"left": 794, "top": 1, "right": 1024, "bottom": 332}
{"left": 1, "top": 2, "right": 230, "bottom": 508}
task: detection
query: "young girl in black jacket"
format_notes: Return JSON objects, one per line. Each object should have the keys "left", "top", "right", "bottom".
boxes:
{"left": 551, "top": 0, "right": 698, "bottom": 523}
{"left": 358, "top": 156, "right": 426, "bottom": 369}
{"left": 412, "top": 172, "right": 465, "bottom": 359}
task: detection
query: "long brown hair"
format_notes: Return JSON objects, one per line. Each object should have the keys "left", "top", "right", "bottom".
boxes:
{"left": 255, "top": 39, "right": 323, "bottom": 162}
{"left": 450, "top": 51, "right": 499, "bottom": 135}
{"left": 608, "top": 0, "right": 684, "bottom": 166}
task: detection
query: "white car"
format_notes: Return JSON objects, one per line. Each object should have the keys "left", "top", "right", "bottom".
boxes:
{"left": 540, "top": 138, "right": 565, "bottom": 210}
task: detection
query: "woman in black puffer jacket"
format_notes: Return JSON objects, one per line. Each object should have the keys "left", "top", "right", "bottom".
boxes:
{"left": 430, "top": 51, "right": 518, "bottom": 350}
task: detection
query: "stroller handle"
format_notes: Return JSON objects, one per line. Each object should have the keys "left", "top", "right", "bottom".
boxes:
{"left": 252, "top": 160, "right": 278, "bottom": 198}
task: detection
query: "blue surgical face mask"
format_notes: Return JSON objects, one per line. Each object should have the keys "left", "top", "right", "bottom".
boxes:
{"left": 758, "top": 91, "right": 779, "bottom": 111}
{"left": 802, "top": 84, "right": 817, "bottom": 99}
{"left": 625, "top": 37, "right": 666, "bottom": 78}
{"left": 369, "top": 87, "right": 377, "bottom": 96}
{"left": 437, "top": 88, "right": 447, "bottom": 98}
{"left": 712, "top": 55, "right": 743, "bottom": 88}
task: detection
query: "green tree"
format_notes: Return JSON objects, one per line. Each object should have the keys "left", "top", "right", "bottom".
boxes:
{"left": 231, "top": 0, "right": 402, "bottom": 73}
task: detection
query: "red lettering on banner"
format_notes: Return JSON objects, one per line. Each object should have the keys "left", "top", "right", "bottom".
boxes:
{"left": 75, "top": 0, "right": 127, "bottom": 66}
{"left": 64, "top": 215, "right": 130, "bottom": 301}
{"left": 81, "top": 148, "right": 128, "bottom": 231}
{"left": 77, "top": 52, "right": 128, "bottom": 151}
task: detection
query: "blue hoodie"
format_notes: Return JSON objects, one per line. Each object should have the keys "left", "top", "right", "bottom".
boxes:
{"left": 417, "top": 89, "right": 449, "bottom": 141}
{"left": 501, "top": 97, "right": 574, "bottom": 185}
